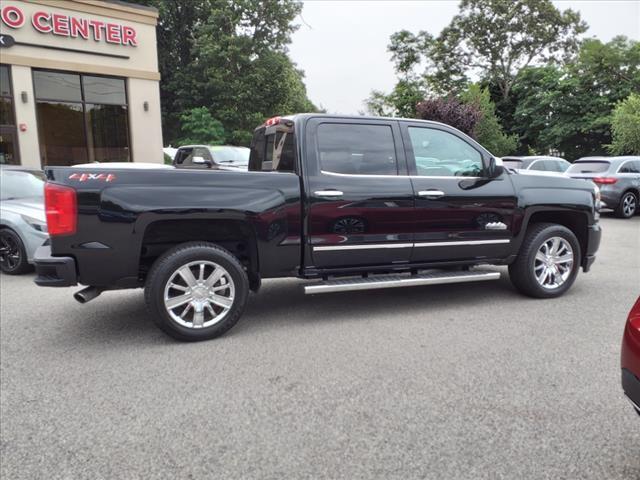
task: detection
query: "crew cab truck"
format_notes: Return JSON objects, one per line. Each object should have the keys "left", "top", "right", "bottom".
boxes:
{"left": 34, "top": 114, "right": 602, "bottom": 341}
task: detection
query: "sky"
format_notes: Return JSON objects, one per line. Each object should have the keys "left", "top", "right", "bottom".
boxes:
{"left": 288, "top": 0, "right": 640, "bottom": 114}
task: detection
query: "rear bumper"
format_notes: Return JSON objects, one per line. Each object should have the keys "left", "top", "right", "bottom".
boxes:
{"left": 582, "top": 223, "right": 601, "bottom": 272}
{"left": 622, "top": 368, "right": 640, "bottom": 413}
{"left": 33, "top": 245, "right": 78, "bottom": 287}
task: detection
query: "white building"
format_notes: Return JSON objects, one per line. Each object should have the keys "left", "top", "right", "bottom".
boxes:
{"left": 0, "top": 0, "right": 163, "bottom": 167}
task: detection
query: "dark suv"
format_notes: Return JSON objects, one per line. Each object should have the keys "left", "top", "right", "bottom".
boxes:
{"left": 567, "top": 156, "right": 640, "bottom": 218}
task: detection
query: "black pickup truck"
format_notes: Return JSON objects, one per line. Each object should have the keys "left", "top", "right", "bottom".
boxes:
{"left": 34, "top": 114, "right": 602, "bottom": 341}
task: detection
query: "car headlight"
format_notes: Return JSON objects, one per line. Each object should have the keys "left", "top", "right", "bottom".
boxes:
{"left": 21, "top": 214, "right": 48, "bottom": 233}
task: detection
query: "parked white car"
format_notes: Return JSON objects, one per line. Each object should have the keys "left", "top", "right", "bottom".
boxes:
{"left": 0, "top": 166, "right": 48, "bottom": 274}
{"left": 502, "top": 156, "right": 571, "bottom": 176}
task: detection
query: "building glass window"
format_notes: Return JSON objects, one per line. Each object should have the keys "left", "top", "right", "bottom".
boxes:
{"left": 33, "top": 70, "right": 130, "bottom": 166}
{"left": 0, "top": 65, "right": 19, "bottom": 165}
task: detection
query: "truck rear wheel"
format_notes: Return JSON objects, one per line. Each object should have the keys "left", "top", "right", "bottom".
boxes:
{"left": 508, "top": 223, "right": 581, "bottom": 298}
{"left": 144, "top": 242, "right": 249, "bottom": 341}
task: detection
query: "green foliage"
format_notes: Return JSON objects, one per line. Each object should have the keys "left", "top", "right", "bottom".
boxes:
{"left": 135, "top": 0, "right": 317, "bottom": 146}
{"left": 163, "top": 153, "right": 173, "bottom": 165}
{"left": 177, "top": 107, "right": 226, "bottom": 146}
{"left": 609, "top": 93, "right": 640, "bottom": 155}
{"left": 461, "top": 85, "right": 517, "bottom": 156}
{"left": 511, "top": 37, "right": 640, "bottom": 159}
{"left": 380, "top": 0, "right": 586, "bottom": 101}
{"left": 365, "top": 80, "right": 426, "bottom": 117}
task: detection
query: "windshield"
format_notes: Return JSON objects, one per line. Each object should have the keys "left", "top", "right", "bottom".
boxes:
{"left": 567, "top": 161, "right": 611, "bottom": 174}
{"left": 211, "top": 147, "right": 250, "bottom": 165}
{"left": 0, "top": 170, "right": 46, "bottom": 200}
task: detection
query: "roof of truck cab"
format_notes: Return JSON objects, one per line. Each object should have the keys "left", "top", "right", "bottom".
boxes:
{"left": 260, "top": 113, "right": 472, "bottom": 132}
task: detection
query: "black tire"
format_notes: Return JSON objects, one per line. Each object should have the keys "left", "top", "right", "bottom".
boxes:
{"left": 0, "top": 228, "right": 32, "bottom": 275}
{"left": 508, "top": 223, "right": 581, "bottom": 298}
{"left": 144, "top": 242, "right": 249, "bottom": 341}
{"left": 615, "top": 191, "right": 638, "bottom": 219}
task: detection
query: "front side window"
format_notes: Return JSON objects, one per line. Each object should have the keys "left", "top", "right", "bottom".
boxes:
{"left": 174, "top": 148, "right": 193, "bottom": 165}
{"left": 553, "top": 160, "right": 570, "bottom": 172}
{"left": 317, "top": 123, "right": 398, "bottom": 175}
{"left": 408, "top": 127, "right": 483, "bottom": 177}
{"left": 529, "top": 160, "right": 549, "bottom": 171}
{"left": 33, "top": 70, "right": 129, "bottom": 166}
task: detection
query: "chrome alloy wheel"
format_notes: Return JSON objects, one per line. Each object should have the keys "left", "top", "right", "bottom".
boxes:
{"left": 163, "top": 261, "right": 235, "bottom": 329}
{"left": 0, "top": 233, "right": 21, "bottom": 271}
{"left": 534, "top": 237, "right": 574, "bottom": 290}
{"left": 622, "top": 193, "right": 637, "bottom": 217}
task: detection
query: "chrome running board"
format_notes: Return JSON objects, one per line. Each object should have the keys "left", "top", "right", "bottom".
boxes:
{"left": 304, "top": 270, "right": 500, "bottom": 295}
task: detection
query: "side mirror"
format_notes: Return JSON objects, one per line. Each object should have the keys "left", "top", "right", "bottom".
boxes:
{"left": 487, "top": 157, "right": 504, "bottom": 178}
{"left": 192, "top": 156, "right": 212, "bottom": 167}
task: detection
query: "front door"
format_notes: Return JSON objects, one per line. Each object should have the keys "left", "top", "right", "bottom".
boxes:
{"left": 400, "top": 122, "right": 517, "bottom": 263}
{"left": 305, "top": 118, "right": 415, "bottom": 269}
{"left": 0, "top": 126, "right": 19, "bottom": 165}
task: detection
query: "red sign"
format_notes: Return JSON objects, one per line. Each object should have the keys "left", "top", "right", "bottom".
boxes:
{"left": 0, "top": 5, "right": 137, "bottom": 47}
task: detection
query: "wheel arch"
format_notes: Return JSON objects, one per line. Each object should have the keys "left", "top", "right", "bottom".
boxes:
{"left": 139, "top": 218, "right": 260, "bottom": 291}
{"left": 515, "top": 208, "right": 591, "bottom": 262}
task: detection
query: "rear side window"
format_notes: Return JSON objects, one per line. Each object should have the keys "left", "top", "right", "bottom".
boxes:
{"left": 317, "top": 123, "right": 398, "bottom": 175}
{"left": 619, "top": 161, "right": 640, "bottom": 173}
{"left": 249, "top": 128, "right": 296, "bottom": 172}
{"left": 567, "top": 161, "right": 611, "bottom": 174}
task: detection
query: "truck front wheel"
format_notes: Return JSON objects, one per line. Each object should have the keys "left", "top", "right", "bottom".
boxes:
{"left": 508, "top": 223, "right": 581, "bottom": 298}
{"left": 145, "top": 242, "right": 249, "bottom": 341}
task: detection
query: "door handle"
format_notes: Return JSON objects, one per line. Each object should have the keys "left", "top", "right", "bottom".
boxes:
{"left": 315, "top": 190, "right": 344, "bottom": 197}
{"left": 418, "top": 190, "right": 445, "bottom": 198}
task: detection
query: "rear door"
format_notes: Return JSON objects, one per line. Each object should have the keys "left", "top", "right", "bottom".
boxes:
{"left": 304, "top": 118, "right": 414, "bottom": 268}
{"left": 400, "top": 122, "right": 517, "bottom": 262}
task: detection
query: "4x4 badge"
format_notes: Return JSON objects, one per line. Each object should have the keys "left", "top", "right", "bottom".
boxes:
{"left": 69, "top": 173, "right": 116, "bottom": 182}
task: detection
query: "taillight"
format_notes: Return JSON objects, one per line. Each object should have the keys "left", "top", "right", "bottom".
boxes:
{"left": 44, "top": 183, "right": 77, "bottom": 236}
{"left": 264, "top": 116, "right": 281, "bottom": 126}
{"left": 593, "top": 177, "right": 617, "bottom": 185}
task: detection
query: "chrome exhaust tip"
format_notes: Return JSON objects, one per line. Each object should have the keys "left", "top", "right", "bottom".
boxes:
{"left": 73, "top": 286, "right": 103, "bottom": 304}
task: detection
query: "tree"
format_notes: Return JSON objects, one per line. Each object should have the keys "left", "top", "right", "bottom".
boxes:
{"left": 415, "top": 97, "right": 482, "bottom": 137}
{"left": 368, "top": 0, "right": 586, "bottom": 114}
{"left": 135, "top": 0, "right": 317, "bottom": 145}
{"left": 461, "top": 85, "right": 517, "bottom": 155}
{"left": 511, "top": 37, "right": 640, "bottom": 159}
{"left": 177, "top": 107, "right": 226, "bottom": 146}
{"left": 365, "top": 80, "right": 426, "bottom": 117}
{"left": 609, "top": 93, "right": 640, "bottom": 155}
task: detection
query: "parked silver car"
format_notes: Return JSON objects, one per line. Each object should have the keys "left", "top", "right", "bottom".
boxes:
{"left": 502, "top": 156, "right": 571, "bottom": 176}
{"left": 566, "top": 156, "right": 640, "bottom": 218}
{"left": 173, "top": 145, "right": 250, "bottom": 171}
{"left": 0, "top": 166, "right": 48, "bottom": 274}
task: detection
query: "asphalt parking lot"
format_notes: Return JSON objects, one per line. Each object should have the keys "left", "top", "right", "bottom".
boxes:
{"left": 1, "top": 214, "right": 639, "bottom": 479}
